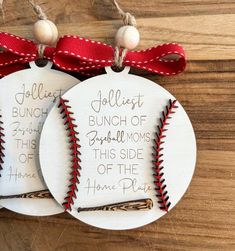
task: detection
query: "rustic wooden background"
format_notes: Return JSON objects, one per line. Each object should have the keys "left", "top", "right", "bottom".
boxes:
{"left": 0, "top": 0, "right": 235, "bottom": 250}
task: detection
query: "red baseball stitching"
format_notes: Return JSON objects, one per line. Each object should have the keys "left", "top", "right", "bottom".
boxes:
{"left": 58, "top": 98, "right": 81, "bottom": 211}
{"left": 152, "top": 99, "right": 178, "bottom": 212}
{"left": 0, "top": 114, "right": 5, "bottom": 177}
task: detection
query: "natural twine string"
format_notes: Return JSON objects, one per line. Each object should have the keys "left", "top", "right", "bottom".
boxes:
{"left": 0, "top": 0, "right": 47, "bottom": 23}
{"left": 37, "top": 43, "right": 46, "bottom": 59}
{"left": 113, "top": 0, "right": 137, "bottom": 68}
{"left": 113, "top": 0, "right": 136, "bottom": 27}
{"left": 29, "top": 0, "right": 47, "bottom": 20}
{"left": 29, "top": 0, "right": 47, "bottom": 58}
{"left": 114, "top": 47, "right": 127, "bottom": 68}
{"left": 0, "top": 0, "right": 5, "bottom": 23}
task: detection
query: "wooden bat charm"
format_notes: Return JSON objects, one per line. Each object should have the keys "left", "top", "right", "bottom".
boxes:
{"left": 0, "top": 189, "right": 52, "bottom": 199}
{"left": 77, "top": 198, "right": 153, "bottom": 212}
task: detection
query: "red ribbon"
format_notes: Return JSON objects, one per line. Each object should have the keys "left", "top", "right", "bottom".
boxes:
{"left": 0, "top": 32, "right": 186, "bottom": 77}
{"left": 0, "top": 32, "right": 55, "bottom": 77}
{"left": 54, "top": 35, "right": 186, "bottom": 76}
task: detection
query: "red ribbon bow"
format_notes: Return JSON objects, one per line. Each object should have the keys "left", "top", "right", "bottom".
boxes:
{"left": 0, "top": 32, "right": 186, "bottom": 77}
{"left": 54, "top": 35, "right": 186, "bottom": 76}
{"left": 0, "top": 32, "right": 55, "bottom": 77}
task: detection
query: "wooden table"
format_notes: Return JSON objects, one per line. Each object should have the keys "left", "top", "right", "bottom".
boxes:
{"left": 0, "top": 1, "right": 235, "bottom": 250}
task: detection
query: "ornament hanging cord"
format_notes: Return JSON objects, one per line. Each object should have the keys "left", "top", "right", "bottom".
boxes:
{"left": 29, "top": 0, "right": 47, "bottom": 20}
{"left": 0, "top": 0, "right": 5, "bottom": 23}
{"left": 113, "top": 0, "right": 138, "bottom": 69}
{"left": 29, "top": 0, "right": 47, "bottom": 58}
{"left": 29, "top": 0, "right": 58, "bottom": 58}
{"left": 0, "top": 0, "right": 47, "bottom": 23}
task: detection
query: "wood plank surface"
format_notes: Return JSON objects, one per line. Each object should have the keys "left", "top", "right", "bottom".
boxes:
{"left": 0, "top": 1, "right": 235, "bottom": 250}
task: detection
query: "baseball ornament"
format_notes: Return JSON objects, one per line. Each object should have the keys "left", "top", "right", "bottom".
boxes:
{"left": 39, "top": 67, "right": 196, "bottom": 229}
{"left": 0, "top": 61, "right": 80, "bottom": 216}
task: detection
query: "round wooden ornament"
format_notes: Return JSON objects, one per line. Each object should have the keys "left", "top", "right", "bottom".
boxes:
{"left": 0, "top": 61, "right": 80, "bottom": 216}
{"left": 39, "top": 67, "right": 196, "bottom": 229}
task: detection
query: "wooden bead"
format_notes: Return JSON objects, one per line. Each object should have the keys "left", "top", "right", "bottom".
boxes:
{"left": 115, "top": 25, "right": 140, "bottom": 50}
{"left": 33, "top": 20, "right": 58, "bottom": 46}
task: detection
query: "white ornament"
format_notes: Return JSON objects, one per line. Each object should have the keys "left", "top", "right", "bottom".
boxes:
{"left": 39, "top": 67, "right": 196, "bottom": 229}
{"left": 33, "top": 19, "right": 58, "bottom": 45}
{"left": 0, "top": 62, "right": 80, "bottom": 216}
{"left": 115, "top": 25, "right": 140, "bottom": 50}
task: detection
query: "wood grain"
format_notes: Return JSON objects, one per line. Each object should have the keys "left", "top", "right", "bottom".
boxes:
{"left": 0, "top": 0, "right": 235, "bottom": 251}
{"left": 2, "top": 14, "right": 235, "bottom": 60}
